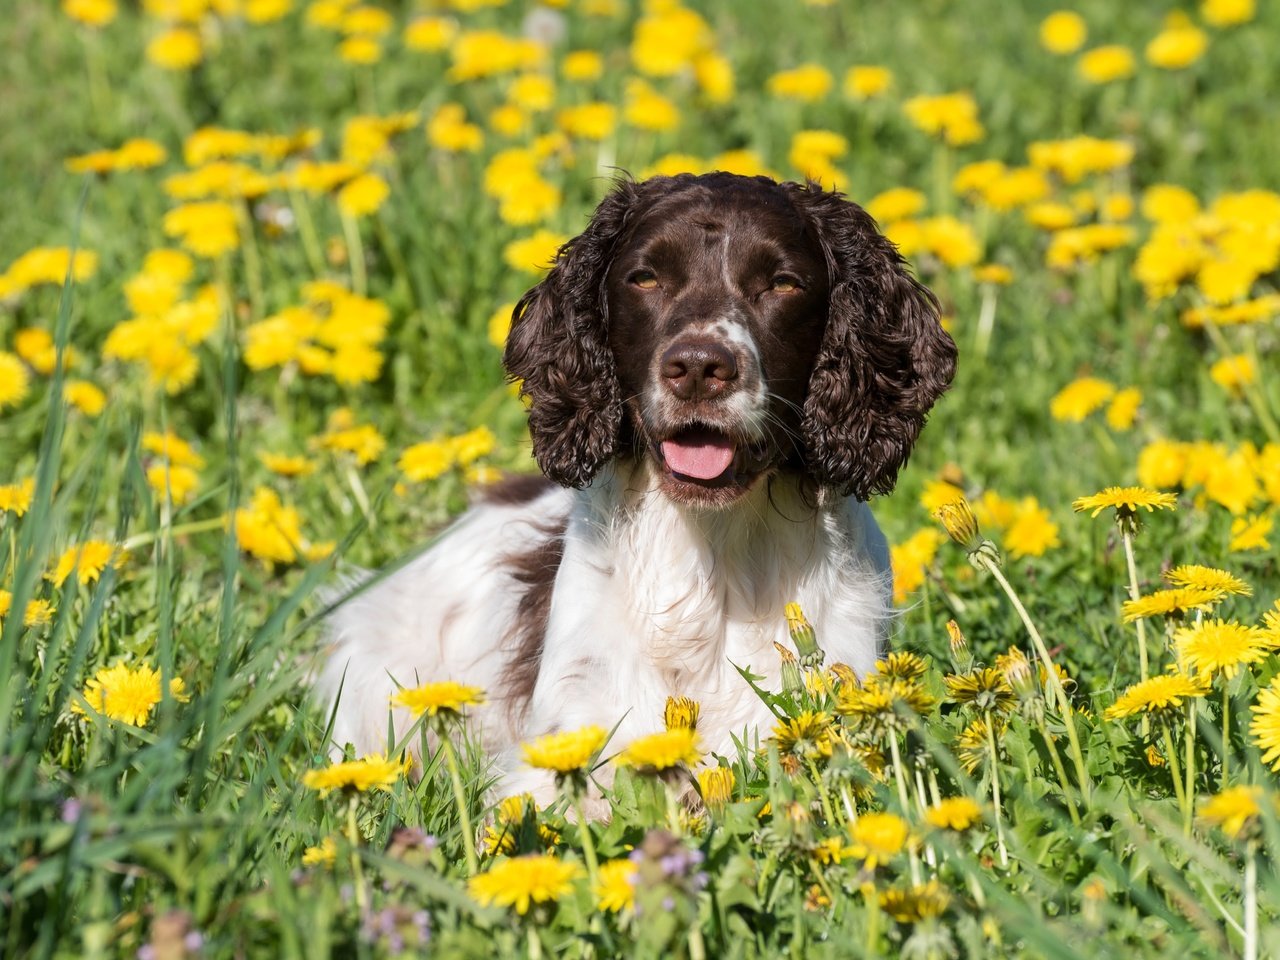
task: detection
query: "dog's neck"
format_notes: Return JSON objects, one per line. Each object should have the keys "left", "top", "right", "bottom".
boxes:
{"left": 563, "top": 458, "right": 872, "bottom": 679}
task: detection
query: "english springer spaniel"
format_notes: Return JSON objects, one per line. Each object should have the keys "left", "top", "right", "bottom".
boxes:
{"left": 319, "top": 172, "right": 956, "bottom": 801}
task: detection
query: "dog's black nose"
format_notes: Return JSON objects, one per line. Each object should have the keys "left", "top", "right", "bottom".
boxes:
{"left": 660, "top": 340, "right": 738, "bottom": 400}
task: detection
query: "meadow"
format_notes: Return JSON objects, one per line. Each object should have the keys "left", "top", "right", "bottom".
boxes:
{"left": 2, "top": 0, "right": 1279, "bottom": 956}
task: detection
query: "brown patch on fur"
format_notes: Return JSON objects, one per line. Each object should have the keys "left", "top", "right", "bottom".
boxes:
{"left": 498, "top": 517, "right": 568, "bottom": 725}
{"left": 475, "top": 473, "right": 557, "bottom": 507}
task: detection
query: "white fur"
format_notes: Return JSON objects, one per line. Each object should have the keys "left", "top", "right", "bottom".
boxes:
{"left": 317, "top": 460, "right": 891, "bottom": 804}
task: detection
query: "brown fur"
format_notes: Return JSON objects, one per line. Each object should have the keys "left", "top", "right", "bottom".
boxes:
{"left": 497, "top": 518, "right": 568, "bottom": 723}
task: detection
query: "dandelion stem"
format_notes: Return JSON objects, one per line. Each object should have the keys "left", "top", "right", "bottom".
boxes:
{"left": 976, "top": 554, "right": 1092, "bottom": 801}
{"left": 1121, "top": 529, "right": 1151, "bottom": 736}
{"left": 1036, "top": 715, "right": 1081, "bottom": 825}
{"left": 1158, "top": 718, "right": 1189, "bottom": 832}
{"left": 236, "top": 199, "right": 265, "bottom": 320}
{"left": 805, "top": 756, "right": 837, "bottom": 827}
{"left": 571, "top": 792, "right": 600, "bottom": 890}
{"left": 1203, "top": 320, "right": 1280, "bottom": 444}
{"left": 1244, "top": 842, "right": 1258, "bottom": 960}
{"left": 664, "top": 780, "right": 682, "bottom": 837}
{"left": 974, "top": 286, "right": 997, "bottom": 360}
{"left": 439, "top": 735, "right": 479, "bottom": 876}
{"left": 345, "top": 796, "right": 368, "bottom": 912}
{"left": 1184, "top": 698, "right": 1196, "bottom": 835}
{"left": 985, "top": 718, "right": 1010, "bottom": 868}
{"left": 288, "top": 188, "right": 327, "bottom": 278}
{"left": 341, "top": 211, "right": 367, "bottom": 297}
{"left": 887, "top": 735, "right": 922, "bottom": 885}
{"left": 1221, "top": 682, "right": 1231, "bottom": 790}
{"left": 122, "top": 516, "right": 226, "bottom": 552}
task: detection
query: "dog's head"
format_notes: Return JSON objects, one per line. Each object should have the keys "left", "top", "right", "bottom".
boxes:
{"left": 504, "top": 173, "right": 957, "bottom": 507}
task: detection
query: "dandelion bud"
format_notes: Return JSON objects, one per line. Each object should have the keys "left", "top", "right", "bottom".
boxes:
{"left": 934, "top": 499, "right": 980, "bottom": 550}
{"left": 785, "top": 601, "right": 825, "bottom": 668}
{"left": 697, "top": 766, "right": 735, "bottom": 811}
{"left": 1002, "top": 652, "right": 1036, "bottom": 700}
{"left": 663, "top": 696, "right": 700, "bottom": 732}
{"left": 946, "top": 620, "right": 973, "bottom": 675}
{"left": 830, "top": 662, "right": 859, "bottom": 689}
{"left": 774, "top": 641, "right": 804, "bottom": 694}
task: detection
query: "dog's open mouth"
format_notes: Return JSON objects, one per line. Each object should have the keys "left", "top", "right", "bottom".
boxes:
{"left": 660, "top": 428, "right": 737, "bottom": 484}
{"left": 652, "top": 425, "right": 773, "bottom": 504}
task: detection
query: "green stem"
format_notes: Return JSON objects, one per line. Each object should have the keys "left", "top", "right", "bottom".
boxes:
{"left": 1221, "top": 682, "right": 1230, "bottom": 790}
{"left": 288, "top": 188, "right": 327, "bottom": 278}
{"left": 236, "top": 199, "right": 265, "bottom": 321}
{"left": 805, "top": 756, "right": 837, "bottom": 827}
{"left": 1244, "top": 842, "right": 1258, "bottom": 960}
{"left": 978, "top": 555, "right": 1092, "bottom": 802}
{"left": 973, "top": 286, "right": 997, "bottom": 361}
{"left": 1185, "top": 698, "right": 1197, "bottom": 835}
{"left": 1036, "top": 716, "right": 1082, "bottom": 825}
{"left": 440, "top": 734, "right": 479, "bottom": 876}
{"left": 1159, "top": 717, "right": 1188, "bottom": 830}
{"left": 985, "top": 717, "right": 1009, "bottom": 868}
{"left": 122, "top": 516, "right": 226, "bottom": 552}
{"left": 345, "top": 796, "right": 368, "bottom": 911}
{"left": 664, "top": 779, "right": 682, "bottom": 837}
{"left": 341, "top": 211, "right": 367, "bottom": 296}
{"left": 886, "top": 735, "right": 921, "bottom": 885}
{"left": 572, "top": 792, "right": 600, "bottom": 890}
{"left": 1121, "top": 529, "right": 1151, "bottom": 739}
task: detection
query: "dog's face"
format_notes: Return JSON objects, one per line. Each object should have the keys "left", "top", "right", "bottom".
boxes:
{"left": 505, "top": 173, "right": 957, "bottom": 506}
{"left": 604, "top": 184, "right": 831, "bottom": 506}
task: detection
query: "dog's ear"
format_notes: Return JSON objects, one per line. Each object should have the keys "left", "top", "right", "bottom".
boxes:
{"left": 785, "top": 182, "right": 958, "bottom": 500}
{"left": 503, "top": 181, "right": 644, "bottom": 488}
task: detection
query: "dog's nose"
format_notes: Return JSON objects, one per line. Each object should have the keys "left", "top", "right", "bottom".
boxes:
{"left": 660, "top": 340, "right": 738, "bottom": 400}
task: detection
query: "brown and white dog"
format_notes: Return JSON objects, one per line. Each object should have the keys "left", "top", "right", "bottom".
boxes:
{"left": 318, "top": 172, "right": 956, "bottom": 802}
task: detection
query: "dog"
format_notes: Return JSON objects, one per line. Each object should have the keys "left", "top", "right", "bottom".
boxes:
{"left": 318, "top": 172, "right": 956, "bottom": 803}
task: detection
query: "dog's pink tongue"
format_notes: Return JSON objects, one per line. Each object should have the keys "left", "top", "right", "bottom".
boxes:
{"left": 662, "top": 433, "right": 735, "bottom": 480}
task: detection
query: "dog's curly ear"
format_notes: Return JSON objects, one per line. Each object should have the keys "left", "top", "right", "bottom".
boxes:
{"left": 503, "top": 181, "right": 644, "bottom": 488}
{"left": 786, "top": 182, "right": 958, "bottom": 500}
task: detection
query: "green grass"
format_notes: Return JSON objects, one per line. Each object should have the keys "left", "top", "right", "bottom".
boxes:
{"left": 2, "top": 0, "right": 1280, "bottom": 957}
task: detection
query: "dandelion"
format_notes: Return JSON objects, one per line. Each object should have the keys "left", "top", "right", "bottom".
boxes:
{"left": 1146, "top": 21, "right": 1208, "bottom": 70}
{"left": 1072, "top": 486, "right": 1178, "bottom": 519}
{"left": 696, "top": 766, "right": 735, "bottom": 810}
{"left": 844, "top": 65, "right": 892, "bottom": 99}
{"left": 483, "top": 795, "right": 561, "bottom": 856}
{"left": 302, "top": 836, "right": 338, "bottom": 868}
{"left": 468, "top": 854, "right": 582, "bottom": 915}
{"left": 847, "top": 812, "right": 910, "bottom": 869}
{"left": 50, "top": 541, "right": 123, "bottom": 587}
{"left": 0, "top": 352, "right": 32, "bottom": 410}
{"left": 1121, "top": 587, "right": 1224, "bottom": 623}
{"left": 945, "top": 668, "right": 1015, "bottom": 714}
{"left": 770, "top": 712, "right": 836, "bottom": 760}
{"left": 1039, "top": 11, "right": 1087, "bottom": 54}
{"left": 301, "top": 754, "right": 407, "bottom": 795}
{"left": 73, "top": 662, "right": 189, "bottom": 727}
{"left": 0, "top": 478, "right": 35, "bottom": 516}
{"left": 594, "top": 858, "right": 637, "bottom": 913}
{"left": 1104, "top": 673, "right": 1210, "bottom": 720}
{"left": 1050, "top": 377, "right": 1114, "bottom": 422}
{"left": 767, "top": 63, "right": 833, "bottom": 102}
{"left": 521, "top": 725, "right": 609, "bottom": 776}
{"left": 336, "top": 173, "right": 389, "bottom": 218}
{"left": 147, "top": 28, "right": 203, "bottom": 71}
{"left": 1174, "top": 620, "right": 1268, "bottom": 681}
{"left": 1200, "top": 786, "right": 1263, "bottom": 839}
{"left": 616, "top": 728, "right": 702, "bottom": 772}
{"left": 879, "top": 880, "right": 951, "bottom": 923}
{"left": 63, "top": 0, "right": 117, "bottom": 27}
{"left": 392, "top": 680, "right": 485, "bottom": 718}
{"left": 1249, "top": 676, "right": 1280, "bottom": 771}
{"left": 0, "top": 591, "right": 55, "bottom": 628}
{"left": 397, "top": 441, "right": 454, "bottom": 482}
{"left": 1202, "top": 0, "right": 1255, "bottom": 27}
{"left": 1077, "top": 45, "right": 1136, "bottom": 84}
{"left": 924, "top": 796, "right": 983, "bottom": 831}
{"left": 663, "top": 696, "right": 700, "bottom": 731}
{"left": 1229, "top": 514, "right": 1272, "bottom": 552}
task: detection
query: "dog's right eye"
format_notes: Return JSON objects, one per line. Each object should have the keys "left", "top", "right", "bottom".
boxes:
{"left": 629, "top": 270, "right": 659, "bottom": 289}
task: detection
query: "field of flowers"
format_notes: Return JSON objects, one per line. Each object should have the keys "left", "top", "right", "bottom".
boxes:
{"left": 2, "top": 0, "right": 1279, "bottom": 956}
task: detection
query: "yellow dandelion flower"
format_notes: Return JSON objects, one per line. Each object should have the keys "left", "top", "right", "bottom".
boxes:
{"left": 1050, "top": 376, "right": 1114, "bottom": 422}
{"left": 50, "top": 541, "right": 124, "bottom": 587}
{"left": 1106, "top": 387, "right": 1143, "bottom": 431}
{"left": 0, "top": 352, "right": 32, "bottom": 410}
{"left": 302, "top": 754, "right": 407, "bottom": 795}
{"left": 848, "top": 812, "right": 910, "bottom": 869}
{"left": 233, "top": 486, "right": 305, "bottom": 564}
{"left": 1104, "top": 672, "right": 1210, "bottom": 720}
{"left": 63, "top": 380, "right": 106, "bottom": 416}
{"left": 556, "top": 102, "right": 617, "bottom": 141}
{"left": 301, "top": 836, "right": 338, "bottom": 868}
{"left": 336, "top": 173, "right": 389, "bottom": 218}
{"left": 468, "top": 854, "right": 582, "bottom": 914}
{"left": 945, "top": 668, "right": 1015, "bottom": 714}
{"left": 1072, "top": 486, "right": 1178, "bottom": 518}
{"left": 903, "top": 92, "right": 984, "bottom": 146}
{"left": 1166, "top": 565, "right": 1251, "bottom": 597}
{"left": 397, "top": 440, "right": 454, "bottom": 483}
{"left": 0, "top": 478, "right": 35, "bottom": 516}
{"left": 1210, "top": 354, "right": 1257, "bottom": 396}
{"left": 844, "top": 65, "right": 892, "bottom": 99}
{"left": 521, "top": 724, "right": 609, "bottom": 774}
{"left": 73, "top": 662, "right": 189, "bottom": 726}
{"left": 767, "top": 63, "right": 833, "bottom": 102}
{"left": 0, "top": 590, "right": 56, "bottom": 627}
{"left": 1039, "top": 11, "right": 1087, "bottom": 54}
{"left": 63, "top": 0, "right": 118, "bottom": 28}
{"left": 562, "top": 49, "right": 603, "bottom": 81}
{"left": 697, "top": 766, "right": 735, "bottom": 808}
{"left": 339, "top": 36, "right": 383, "bottom": 65}
{"left": 770, "top": 711, "right": 835, "bottom": 759}
{"left": 1251, "top": 677, "right": 1280, "bottom": 770}
{"left": 147, "top": 28, "right": 203, "bottom": 71}
{"left": 594, "top": 859, "right": 637, "bottom": 913}
{"left": 616, "top": 728, "right": 702, "bottom": 772}
{"left": 924, "top": 796, "right": 983, "bottom": 831}
{"left": 1229, "top": 514, "right": 1272, "bottom": 552}
{"left": 1200, "top": 785, "right": 1264, "bottom": 839}
{"left": 663, "top": 695, "right": 700, "bottom": 731}
{"left": 879, "top": 880, "right": 951, "bottom": 923}
{"left": 404, "top": 16, "right": 457, "bottom": 52}
{"left": 259, "top": 452, "right": 316, "bottom": 477}
{"left": 146, "top": 464, "right": 200, "bottom": 505}
{"left": 448, "top": 427, "right": 496, "bottom": 466}
{"left": 1078, "top": 45, "right": 1136, "bottom": 84}
{"left": 392, "top": 680, "right": 485, "bottom": 718}
{"left": 317, "top": 424, "right": 386, "bottom": 465}
{"left": 1146, "top": 23, "right": 1208, "bottom": 70}
{"left": 1202, "top": 0, "right": 1255, "bottom": 28}
{"left": 1004, "top": 497, "right": 1061, "bottom": 558}
{"left": 503, "top": 230, "right": 566, "bottom": 274}
{"left": 1122, "top": 587, "right": 1224, "bottom": 623}
{"left": 1174, "top": 619, "right": 1269, "bottom": 680}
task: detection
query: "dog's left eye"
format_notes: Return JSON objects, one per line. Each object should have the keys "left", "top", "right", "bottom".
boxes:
{"left": 770, "top": 276, "right": 801, "bottom": 293}
{"left": 629, "top": 270, "right": 659, "bottom": 289}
